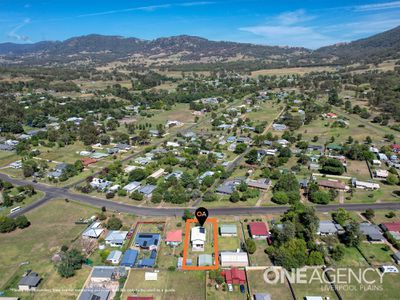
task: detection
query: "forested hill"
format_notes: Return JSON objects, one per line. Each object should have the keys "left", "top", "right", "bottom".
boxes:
{"left": 0, "top": 34, "right": 309, "bottom": 65}
{"left": 314, "top": 25, "right": 400, "bottom": 64}
{"left": 0, "top": 25, "right": 399, "bottom": 67}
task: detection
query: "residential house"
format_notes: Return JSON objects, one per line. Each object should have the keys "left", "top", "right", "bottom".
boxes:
{"left": 359, "top": 223, "right": 385, "bottom": 242}
{"left": 90, "top": 178, "right": 112, "bottom": 191}
{"left": 18, "top": 271, "right": 41, "bottom": 291}
{"left": 81, "top": 157, "right": 97, "bottom": 167}
{"left": 272, "top": 124, "right": 287, "bottom": 131}
{"left": 220, "top": 224, "right": 237, "bottom": 237}
{"left": 318, "top": 180, "right": 348, "bottom": 191}
{"left": 198, "top": 171, "right": 215, "bottom": 183}
{"left": 82, "top": 221, "right": 104, "bottom": 239}
{"left": 374, "top": 169, "right": 389, "bottom": 179}
{"left": 123, "top": 181, "right": 141, "bottom": 194}
{"left": 165, "top": 170, "right": 183, "bottom": 180}
{"left": 248, "top": 222, "right": 269, "bottom": 239}
{"left": 138, "top": 185, "right": 156, "bottom": 198}
{"left": 191, "top": 226, "right": 206, "bottom": 251}
{"left": 391, "top": 144, "right": 400, "bottom": 153}
{"left": 352, "top": 179, "right": 380, "bottom": 190}
{"left": 78, "top": 289, "right": 110, "bottom": 300}
{"left": 149, "top": 168, "right": 165, "bottom": 179}
{"left": 216, "top": 179, "right": 242, "bottom": 195}
{"left": 245, "top": 178, "right": 271, "bottom": 190}
{"left": 222, "top": 268, "right": 246, "bottom": 284}
{"left": 134, "top": 233, "right": 160, "bottom": 250}
{"left": 220, "top": 252, "right": 249, "bottom": 267}
{"left": 105, "top": 231, "right": 128, "bottom": 247}
{"left": 165, "top": 230, "right": 182, "bottom": 246}
{"left": 90, "top": 266, "right": 127, "bottom": 283}
{"left": 106, "top": 250, "right": 122, "bottom": 264}
{"left": 9, "top": 160, "right": 22, "bottom": 169}
{"left": 120, "top": 249, "right": 139, "bottom": 268}
{"left": 317, "top": 221, "right": 344, "bottom": 236}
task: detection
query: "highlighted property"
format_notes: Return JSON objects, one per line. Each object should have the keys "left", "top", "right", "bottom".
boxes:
{"left": 182, "top": 218, "right": 219, "bottom": 270}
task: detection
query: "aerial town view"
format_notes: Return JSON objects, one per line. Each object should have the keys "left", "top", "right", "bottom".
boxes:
{"left": 1, "top": 0, "right": 400, "bottom": 299}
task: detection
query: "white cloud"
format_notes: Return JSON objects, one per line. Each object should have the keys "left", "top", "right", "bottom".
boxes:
{"left": 239, "top": 10, "right": 338, "bottom": 49}
{"left": 354, "top": 1, "right": 400, "bottom": 12}
{"left": 277, "top": 9, "right": 315, "bottom": 25}
{"left": 7, "top": 18, "right": 31, "bottom": 42}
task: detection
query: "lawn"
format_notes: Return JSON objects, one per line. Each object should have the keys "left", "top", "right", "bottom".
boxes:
{"left": 206, "top": 283, "right": 246, "bottom": 300}
{"left": 0, "top": 190, "right": 45, "bottom": 217}
{"left": 0, "top": 199, "right": 99, "bottom": 298}
{"left": 334, "top": 247, "right": 369, "bottom": 267}
{"left": 121, "top": 269, "right": 205, "bottom": 300}
{"left": 358, "top": 243, "right": 395, "bottom": 266}
{"left": 335, "top": 267, "right": 400, "bottom": 300}
{"left": 241, "top": 221, "right": 272, "bottom": 266}
{"left": 157, "top": 218, "right": 185, "bottom": 269}
{"left": 247, "top": 269, "right": 293, "bottom": 300}
{"left": 291, "top": 268, "right": 339, "bottom": 300}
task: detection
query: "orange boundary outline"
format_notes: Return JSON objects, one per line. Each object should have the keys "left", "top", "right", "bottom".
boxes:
{"left": 182, "top": 218, "right": 219, "bottom": 270}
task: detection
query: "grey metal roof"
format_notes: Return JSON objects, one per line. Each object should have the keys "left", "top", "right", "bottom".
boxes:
{"left": 359, "top": 223, "right": 384, "bottom": 241}
{"left": 198, "top": 254, "right": 213, "bottom": 266}
{"left": 139, "top": 184, "right": 156, "bottom": 195}
{"left": 318, "top": 221, "right": 343, "bottom": 234}
{"left": 18, "top": 275, "right": 41, "bottom": 287}
{"left": 78, "top": 288, "right": 110, "bottom": 300}
{"left": 220, "top": 224, "right": 237, "bottom": 234}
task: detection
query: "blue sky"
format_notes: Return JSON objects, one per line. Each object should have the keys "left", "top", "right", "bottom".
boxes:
{"left": 1, "top": 0, "right": 400, "bottom": 48}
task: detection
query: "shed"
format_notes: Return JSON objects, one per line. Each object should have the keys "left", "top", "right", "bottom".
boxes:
{"left": 220, "top": 224, "right": 238, "bottom": 237}
{"left": 220, "top": 252, "right": 249, "bottom": 267}
{"left": 198, "top": 254, "right": 213, "bottom": 266}
{"left": 107, "top": 250, "right": 122, "bottom": 264}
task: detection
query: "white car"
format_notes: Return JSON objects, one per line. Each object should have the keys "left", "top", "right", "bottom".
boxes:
{"left": 227, "top": 284, "right": 233, "bottom": 292}
{"left": 380, "top": 265, "right": 399, "bottom": 273}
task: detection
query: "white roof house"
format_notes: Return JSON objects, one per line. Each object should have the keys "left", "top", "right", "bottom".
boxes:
{"left": 220, "top": 252, "right": 249, "bottom": 267}
{"left": 374, "top": 169, "right": 389, "bottom": 178}
{"left": 353, "top": 180, "right": 380, "bottom": 190}
{"left": 82, "top": 222, "right": 104, "bottom": 239}
{"left": 105, "top": 231, "right": 128, "bottom": 247}
{"left": 123, "top": 181, "right": 141, "bottom": 193}
{"left": 191, "top": 226, "right": 206, "bottom": 251}
{"left": 106, "top": 250, "right": 122, "bottom": 264}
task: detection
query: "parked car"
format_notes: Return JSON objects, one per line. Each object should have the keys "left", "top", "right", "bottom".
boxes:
{"left": 380, "top": 265, "right": 399, "bottom": 273}
{"left": 227, "top": 284, "right": 233, "bottom": 292}
{"left": 239, "top": 284, "right": 245, "bottom": 293}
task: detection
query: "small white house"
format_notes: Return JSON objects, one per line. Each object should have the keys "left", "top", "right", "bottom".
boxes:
{"left": 106, "top": 250, "right": 122, "bottom": 264}
{"left": 191, "top": 226, "right": 206, "bottom": 251}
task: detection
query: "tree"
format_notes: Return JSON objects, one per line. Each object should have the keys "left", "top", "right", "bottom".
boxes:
{"left": 130, "top": 191, "right": 144, "bottom": 201}
{"left": 0, "top": 216, "right": 17, "bottom": 233}
{"left": 273, "top": 238, "right": 308, "bottom": 269}
{"left": 331, "top": 244, "right": 346, "bottom": 261}
{"left": 22, "top": 159, "right": 38, "bottom": 177}
{"left": 106, "top": 216, "right": 122, "bottom": 230}
{"left": 386, "top": 173, "right": 399, "bottom": 185}
{"left": 234, "top": 143, "right": 247, "bottom": 154}
{"left": 272, "top": 191, "right": 289, "bottom": 204}
{"left": 364, "top": 209, "right": 375, "bottom": 221}
{"left": 307, "top": 251, "right": 324, "bottom": 265}
{"left": 151, "top": 192, "right": 163, "bottom": 204}
{"left": 203, "top": 192, "right": 217, "bottom": 202}
{"left": 343, "top": 221, "right": 362, "bottom": 247}
{"left": 57, "top": 249, "right": 84, "bottom": 278}
{"left": 246, "top": 149, "right": 259, "bottom": 164}
{"left": 273, "top": 172, "right": 299, "bottom": 192}
{"left": 230, "top": 191, "right": 240, "bottom": 203}
{"left": 320, "top": 158, "right": 345, "bottom": 175}
{"left": 15, "top": 215, "right": 30, "bottom": 229}
{"left": 332, "top": 208, "right": 350, "bottom": 226}
{"left": 310, "top": 191, "right": 331, "bottom": 204}
{"left": 128, "top": 168, "right": 147, "bottom": 181}
{"left": 245, "top": 238, "right": 257, "bottom": 254}
{"left": 182, "top": 209, "right": 194, "bottom": 221}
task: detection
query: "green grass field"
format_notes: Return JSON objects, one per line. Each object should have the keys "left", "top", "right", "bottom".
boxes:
{"left": 0, "top": 199, "right": 99, "bottom": 298}
{"left": 358, "top": 243, "right": 395, "bottom": 266}
{"left": 247, "top": 269, "right": 293, "bottom": 300}
{"left": 121, "top": 269, "right": 205, "bottom": 300}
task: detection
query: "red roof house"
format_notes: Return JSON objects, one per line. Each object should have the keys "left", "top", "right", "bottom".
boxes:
{"left": 222, "top": 268, "right": 246, "bottom": 284}
{"left": 165, "top": 229, "right": 182, "bottom": 245}
{"left": 80, "top": 157, "right": 98, "bottom": 167}
{"left": 249, "top": 222, "right": 269, "bottom": 239}
{"left": 392, "top": 144, "right": 400, "bottom": 153}
{"left": 381, "top": 222, "right": 400, "bottom": 232}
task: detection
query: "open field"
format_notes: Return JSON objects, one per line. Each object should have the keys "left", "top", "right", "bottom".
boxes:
{"left": 291, "top": 268, "right": 339, "bottom": 300}
{"left": 251, "top": 66, "right": 337, "bottom": 77}
{"left": 0, "top": 199, "right": 99, "bottom": 298}
{"left": 247, "top": 269, "right": 293, "bottom": 300}
{"left": 0, "top": 190, "right": 44, "bottom": 217}
{"left": 358, "top": 243, "right": 395, "bottom": 266}
{"left": 121, "top": 269, "right": 205, "bottom": 300}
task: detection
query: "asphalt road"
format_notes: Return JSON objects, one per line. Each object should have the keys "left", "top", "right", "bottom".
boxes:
{"left": 3, "top": 172, "right": 400, "bottom": 218}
